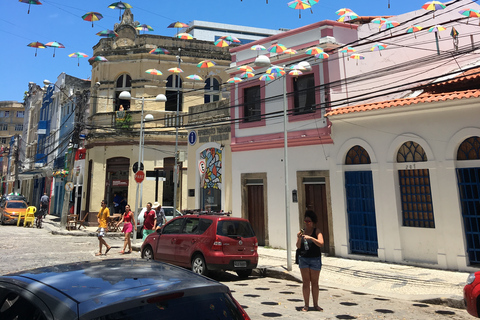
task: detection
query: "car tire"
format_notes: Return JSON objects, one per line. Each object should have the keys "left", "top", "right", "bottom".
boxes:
{"left": 192, "top": 254, "right": 208, "bottom": 276}
{"left": 141, "top": 246, "right": 154, "bottom": 260}
{"left": 236, "top": 269, "right": 252, "bottom": 279}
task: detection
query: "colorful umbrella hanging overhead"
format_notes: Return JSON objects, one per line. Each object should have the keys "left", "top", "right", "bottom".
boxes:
{"left": 283, "top": 49, "right": 297, "bottom": 55}
{"left": 290, "top": 64, "right": 306, "bottom": 70}
{"left": 250, "top": 44, "right": 266, "bottom": 56}
{"left": 197, "top": 60, "right": 216, "bottom": 69}
{"left": 220, "top": 35, "right": 241, "bottom": 43}
{"left": 96, "top": 29, "right": 119, "bottom": 38}
{"left": 289, "top": 69, "right": 303, "bottom": 76}
{"left": 186, "top": 74, "right": 203, "bottom": 80}
{"left": 370, "top": 43, "right": 387, "bottom": 56}
{"left": 305, "top": 47, "right": 323, "bottom": 55}
{"left": 68, "top": 52, "right": 88, "bottom": 66}
{"left": 379, "top": 20, "right": 400, "bottom": 36}
{"left": 227, "top": 77, "right": 242, "bottom": 83}
{"left": 19, "top": 0, "right": 42, "bottom": 14}
{"left": 149, "top": 48, "right": 170, "bottom": 55}
{"left": 428, "top": 25, "right": 446, "bottom": 38}
{"left": 45, "top": 41, "right": 65, "bottom": 57}
{"left": 145, "top": 69, "right": 163, "bottom": 76}
{"left": 136, "top": 24, "right": 154, "bottom": 33}
{"left": 82, "top": 12, "right": 103, "bottom": 28}
{"left": 339, "top": 46, "right": 356, "bottom": 60}
{"left": 167, "top": 21, "right": 189, "bottom": 36}
{"left": 240, "top": 72, "right": 255, "bottom": 79}
{"left": 337, "top": 11, "right": 359, "bottom": 23}
{"left": 108, "top": 1, "right": 132, "bottom": 20}
{"left": 350, "top": 54, "right": 365, "bottom": 65}
{"left": 176, "top": 33, "right": 193, "bottom": 40}
{"left": 371, "top": 17, "right": 389, "bottom": 25}
{"left": 168, "top": 67, "right": 183, "bottom": 73}
{"left": 266, "top": 65, "right": 286, "bottom": 76}
{"left": 238, "top": 65, "right": 255, "bottom": 72}
{"left": 335, "top": 8, "right": 353, "bottom": 15}
{"left": 287, "top": 0, "right": 311, "bottom": 18}
{"left": 88, "top": 56, "right": 108, "bottom": 62}
{"left": 459, "top": 8, "right": 480, "bottom": 24}
{"left": 422, "top": 1, "right": 446, "bottom": 18}
{"left": 315, "top": 52, "right": 329, "bottom": 59}
{"left": 259, "top": 74, "right": 275, "bottom": 81}
{"left": 268, "top": 43, "right": 287, "bottom": 54}
{"left": 406, "top": 25, "right": 423, "bottom": 38}
{"left": 27, "top": 41, "right": 45, "bottom": 57}
{"left": 214, "top": 39, "right": 230, "bottom": 47}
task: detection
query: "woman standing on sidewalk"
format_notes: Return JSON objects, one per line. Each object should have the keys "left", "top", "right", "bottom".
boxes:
{"left": 116, "top": 204, "right": 135, "bottom": 254}
{"left": 296, "top": 210, "right": 324, "bottom": 312}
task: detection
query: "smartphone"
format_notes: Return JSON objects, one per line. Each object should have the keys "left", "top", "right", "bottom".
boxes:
{"left": 300, "top": 228, "right": 304, "bottom": 235}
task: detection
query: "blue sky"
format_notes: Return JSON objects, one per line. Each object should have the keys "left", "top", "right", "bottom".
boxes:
{"left": 2, "top": 0, "right": 432, "bottom": 102}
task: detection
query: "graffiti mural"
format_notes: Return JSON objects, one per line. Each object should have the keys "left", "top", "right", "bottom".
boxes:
{"left": 200, "top": 147, "right": 222, "bottom": 210}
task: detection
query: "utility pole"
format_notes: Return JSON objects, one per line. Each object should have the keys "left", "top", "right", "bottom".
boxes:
{"left": 13, "top": 135, "right": 20, "bottom": 194}
{"left": 60, "top": 90, "right": 86, "bottom": 228}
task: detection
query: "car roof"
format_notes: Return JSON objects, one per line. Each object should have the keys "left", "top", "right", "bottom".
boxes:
{"left": 1, "top": 259, "right": 227, "bottom": 307}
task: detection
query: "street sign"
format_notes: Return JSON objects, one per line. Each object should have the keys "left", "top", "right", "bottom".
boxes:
{"left": 132, "top": 162, "right": 144, "bottom": 173}
{"left": 65, "top": 182, "right": 74, "bottom": 192}
{"left": 198, "top": 159, "right": 206, "bottom": 174}
{"left": 134, "top": 170, "right": 145, "bottom": 183}
{"left": 188, "top": 130, "right": 197, "bottom": 146}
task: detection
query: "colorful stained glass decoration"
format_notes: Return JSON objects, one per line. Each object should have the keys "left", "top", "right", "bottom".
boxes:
{"left": 200, "top": 147, "right": 222, "bottom": 189}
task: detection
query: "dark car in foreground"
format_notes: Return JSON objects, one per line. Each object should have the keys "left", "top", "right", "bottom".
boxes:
{"left": 465, "top": 271, "right": 480, "bottom": 317}
{"left": 0, "top": 259, "right": 250, "bottom": 320}
{"left": 141, "top": 213, "right": 258, "bottom": 278}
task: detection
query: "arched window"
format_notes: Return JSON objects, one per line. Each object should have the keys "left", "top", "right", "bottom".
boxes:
{"left": 345, "top": 145, "right": 371, "bottom": 165}
{"left": 166, "top": 75, "right": 183, "bottom": 112}
{"left": 457, "top": 136, "right": 480, "bottom": 160}
{"left": 397, "top": 141, "right": 427, "bottom": 162}
{"left": 397, "top": 141, "right": 434, "bottom": 228}
{"left": 204, "top": 77, "right": 220, "bottom": 103}
{"left": 115, "top": 74, "right": 132, "bottom": 111}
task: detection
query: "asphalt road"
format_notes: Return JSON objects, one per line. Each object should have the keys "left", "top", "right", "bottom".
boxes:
{"left": 0, "top": 224, "right": 472, "bottom": 319}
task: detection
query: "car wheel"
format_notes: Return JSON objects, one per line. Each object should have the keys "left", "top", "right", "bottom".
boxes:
{"left": 236, "top": 269, "right": 252, "bottom": 279}
{"left": 192, "top": 254, "right": 208, "bottom": 276}
{"left": 141, "top": 246, "right": 154, "bottom": 260}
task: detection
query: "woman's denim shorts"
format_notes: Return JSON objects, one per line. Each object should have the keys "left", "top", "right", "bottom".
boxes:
{"left": 299, "top": 256, "right": 322, "bottom": 271}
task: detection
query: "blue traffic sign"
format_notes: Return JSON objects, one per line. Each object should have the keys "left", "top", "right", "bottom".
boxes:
{"left": 188, "top": 130, "right": 197, "bottom": 146}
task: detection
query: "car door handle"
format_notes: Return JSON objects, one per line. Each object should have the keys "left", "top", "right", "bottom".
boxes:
{"left": 171, "top": 238, "right": 176, "bottom": 244}
{"left": 191, "top": 239, "right": 196, "bottom": 244}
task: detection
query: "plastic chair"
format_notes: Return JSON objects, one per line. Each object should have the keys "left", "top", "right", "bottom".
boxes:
{"left": 24, "top": 206, "right": 36, "bottom": 227}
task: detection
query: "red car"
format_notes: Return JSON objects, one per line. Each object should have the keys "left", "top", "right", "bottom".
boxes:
{"left": 465, "top": 272, "right": 480, "bottom": 317}
{"left": 141, "top": 214, "right": 258, "bottom": 278}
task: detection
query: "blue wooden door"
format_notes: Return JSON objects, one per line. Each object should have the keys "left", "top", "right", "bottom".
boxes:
{"left": 457, "top": 168, "right": 480, "bottom": 265}
{"left": 345, "top": 171, "right": 378, "bottom": 255}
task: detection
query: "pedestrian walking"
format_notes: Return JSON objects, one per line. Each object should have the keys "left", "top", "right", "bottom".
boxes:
{"left": 142, "top": 202, "right": 156, "bottom": 241}
{"left": 296, "top": 210, "right": 324, "bottom": 312}
{"left": 113, "top": 193, "right": 123, "bottom": 213}
{"left": 116, "top": 204, "right": 135, "bottom": 254}
{"left": 153, "top": 202, "right": 166, "bottom": 230}
{"left": 96, "top": 200, "right": 112, "bottom": 256}
{"left": 40, "top": 193, "right": 49, "bottom": 215}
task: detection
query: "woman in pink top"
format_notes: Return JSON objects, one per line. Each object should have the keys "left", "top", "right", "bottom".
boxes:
{"left": 116, "top": 204, "right": 135, "bottom": 254}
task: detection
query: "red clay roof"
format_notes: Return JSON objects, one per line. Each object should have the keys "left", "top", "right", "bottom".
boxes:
{"left": 325, "top": 89, "right": 480, "bottom": 117}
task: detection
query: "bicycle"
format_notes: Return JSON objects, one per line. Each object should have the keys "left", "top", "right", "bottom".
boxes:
{"left": 35, "top": 205, "right": 47, "bottom": 228}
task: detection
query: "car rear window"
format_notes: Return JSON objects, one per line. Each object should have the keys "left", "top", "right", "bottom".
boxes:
{"left": 91, "top": 292, "right": 246, "bottom": 320}
{"left": 6, "top": 202, "right": 27, "bottom": 209}
{"left": 182, "top": 218, "right": 213, "bottom": 234}
{"left": 217, "top": 220, "right": 255, "bottom": 238}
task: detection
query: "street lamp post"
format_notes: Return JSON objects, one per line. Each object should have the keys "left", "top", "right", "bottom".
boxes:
{"left": 173, "top": 49, "right": 182, "bottom": 212}
{"left": 118, "top": 91, "right": 166, "bottom": 242}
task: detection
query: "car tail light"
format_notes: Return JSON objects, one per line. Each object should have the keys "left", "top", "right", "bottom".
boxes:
{"left": 230, "top": 293, "right": 251, "bottom": 320}
{"left": 212, "top": 235, "right": 222, "bottom": 251}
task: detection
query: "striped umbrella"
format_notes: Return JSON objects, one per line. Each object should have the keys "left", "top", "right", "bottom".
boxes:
{"left": 428, "top": 25, "right": 446, "bottom": 38}
{"left": 20, "top": 0, "right": 42, "bottom": 14}
{"left": 197, "top": 60, "right": 216, "bottom": 69}
{"left": 149, "top": 48, "right": 170, "bottom": 55}
{"left": 176, "top": 33, "right": 193, "bottom": 40}
{"left": 283, "top": 49, "right": 297, "bottom": 55}
{"left": 287, "top": 0, "right": 311, "bottom": 18}
{"left": 422, "top": 1, "right": 446, "bottom": 18}
{"left": 186, "top": 74, "right": 203, "bottom": 80}
{"left": 337, "top": 12, "right": 359, "bottom": 23}
{"left": 289, "top": 69, "right": 303, "bottom": 76}
{"left": 220, "top": 35, "right": 241, "bottom": 43}
{"left": 136, "top": 24, "right": 154, "bottom": 34}
{"left": 240, "top": 72, "right": 255, "bottom": 79}
{"left": 305, "top": 47, "right": 323, "bottom": 55}
{"left": 168, "top": 67, "right": 183, "bottom": 73}
{"left": 82, "top": 12, "right": 103, "bottom": 28}
{"left": 96, "top": 29, "right": 119, "bottom": 38}
{"left": 145, "top": 69, "right": 163, "bottom": 76}
{"left": 370, "top": 43, "right": 387, "bottom": 56}
{"left": 214, "top": 39, "right": 230, "bottom": 47}
{"left": 238, "top": 65, "right": 255, "bottom": 72}
{"left": 315, "top": 52, "right": 329, "bottom": 59}
{"left": 88, "top": 56, "right": 108, "bottom": 62}
{"left": 266, "top": 65, "right": 285, "bottom": 76}
{"left": 350, "top": 54, "right": 365, "bottom": 65}
{"left": 406, "top": 25, "right": 423, "bottom": 38}
{"left": 259, "top": 74, "right": 276, "bottom": 81}
{"left": 227, "top": 77, "right": 243, "bottom": 83}
{"left": 335, "top": 8, "right": 353, "bottom": 15}
{"left": 45, "top": 41, "right": 65, "bottom": 57}
{"left": 268, "top": 43, "right": 287, "bottom": 54}
{"left": 27, "top": 41, "right": 45, "bottom": 56}
{"left": 68, "top": 52, "right": 89, "bottom": 66}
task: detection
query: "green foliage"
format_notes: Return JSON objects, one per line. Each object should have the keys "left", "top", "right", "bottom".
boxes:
{"left": 115, "top": 112, "right": 132, "bottom": 130}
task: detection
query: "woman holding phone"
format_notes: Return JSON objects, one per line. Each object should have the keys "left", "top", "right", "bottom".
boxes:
{"left": 296, "top": 210, "right": 324, "bottom": 312}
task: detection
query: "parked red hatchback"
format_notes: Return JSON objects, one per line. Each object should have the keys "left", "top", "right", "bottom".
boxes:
{"left": 141, "top": 214, "right": 258, "bottom": 278}
{"left": 465, "top": 271, "right": 480, "bottom": 317}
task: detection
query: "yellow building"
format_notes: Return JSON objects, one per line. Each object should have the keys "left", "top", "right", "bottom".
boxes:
{"left": 85, "top": 9, "right": 230, "bottom": 218}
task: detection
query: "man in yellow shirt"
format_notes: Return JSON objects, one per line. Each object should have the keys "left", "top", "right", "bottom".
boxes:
{"left": 96, "top": 200, "right": 112, "bottom": 256}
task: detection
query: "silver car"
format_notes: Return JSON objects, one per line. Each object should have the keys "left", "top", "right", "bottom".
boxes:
{"left": 0, "top": 259, "right": 250, "bottom": 319}
{"left": 136, "top": 206, "right": 183, "bottom": 237}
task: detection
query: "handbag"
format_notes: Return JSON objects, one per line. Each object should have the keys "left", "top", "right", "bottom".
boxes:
{"left": 295, "top": 249, "right": 300, "bottom": 264}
